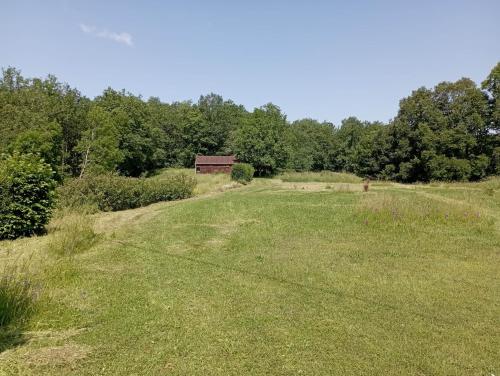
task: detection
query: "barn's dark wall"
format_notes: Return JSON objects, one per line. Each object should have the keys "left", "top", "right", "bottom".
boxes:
{"left": 196, "top": 165, "right": 232, "bottom": 174}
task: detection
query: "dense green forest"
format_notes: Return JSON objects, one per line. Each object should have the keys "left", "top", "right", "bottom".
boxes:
{"left": 1, "top": 63, "right": 499, "bottom": 181}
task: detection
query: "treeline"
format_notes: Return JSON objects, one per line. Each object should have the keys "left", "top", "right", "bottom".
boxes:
{"left": 1, "top": 63, "right": 499, "bottom": 182}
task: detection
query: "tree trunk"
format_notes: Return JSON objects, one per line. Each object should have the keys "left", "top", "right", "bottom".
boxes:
{"left": 79, "top": 129, "right": 94, "bottom": 179}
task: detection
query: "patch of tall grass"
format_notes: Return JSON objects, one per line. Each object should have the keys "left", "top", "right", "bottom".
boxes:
{"left": 0, "top": 260, "right": 40, "bottom": 328}
{"left": 356, "top": 192, "right": 492, "bottom": 229}
{"left": 280, "top": 171, "right": 362, "bottom": 183}
{"left": 154, "top": 168, "right": 241, "bottom": 195}
{"left": 194, "top": 173, "right": 232, "bottom": 195}
{"left": 47, "top": 212, "right": 99, "bottom": 257}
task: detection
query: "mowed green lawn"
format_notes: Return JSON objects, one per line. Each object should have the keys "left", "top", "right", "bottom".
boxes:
{"left": 1, "top": 177, "right": 499, "bottom": 375}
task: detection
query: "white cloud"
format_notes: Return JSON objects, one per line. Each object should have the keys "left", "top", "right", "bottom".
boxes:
{"left": 80, "top": 23, "right": 133, "bottom": 47}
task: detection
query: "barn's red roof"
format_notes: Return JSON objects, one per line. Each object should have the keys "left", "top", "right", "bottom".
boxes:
{"left": 195, "top": 155, "right": 236, "bottom": 165}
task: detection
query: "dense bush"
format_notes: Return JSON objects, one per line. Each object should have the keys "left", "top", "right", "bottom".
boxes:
{"left": 57, "top": 173, "right": 196, "bottom": 211}
{"left": 428, "top": 156, "right": 472, "bottom": 182}
{"left": 470, "top": 155, "right": 491, "bottom": 181}
{"left": 231, "top": 163, "right": 254, "bottom": 184}
{"left": 0, "top": 154, "right": 56, "bottom": 239}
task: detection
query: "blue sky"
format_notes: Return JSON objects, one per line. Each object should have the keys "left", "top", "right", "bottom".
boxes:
{"left": 2, "top": 0, "right": 499, "bottom": 124}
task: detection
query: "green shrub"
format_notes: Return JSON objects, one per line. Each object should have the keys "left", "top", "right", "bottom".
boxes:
{"left": 428, "top": 156, "right": 471, "bottom": 181}
{"left": 57, "top": 173, "right": 196, "bottom": 211}
{"left": 0, "top": 261, "right": 39, "bottom": 328}
{"left": 231, "top": 163, "right": 254, "bottom": 184}
{"left": 0, "top": 154, "right": 56, "bottom": 240}
{"left": 470, "top": 154, "right": 490, "bottom": 181}
{"left": 490, "top": 147, "right": 500, "bottom": 175}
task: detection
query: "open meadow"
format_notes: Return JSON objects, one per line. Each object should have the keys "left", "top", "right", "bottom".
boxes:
{"left": 0, "top": 171, "right": 499, "bottom": 375}
{"left": 2, "top": 3, "right": 499, "bottom": 374}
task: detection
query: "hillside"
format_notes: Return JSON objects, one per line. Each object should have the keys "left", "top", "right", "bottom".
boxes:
{"left": 1, "top": 173, "right": 499, "bottom": 375}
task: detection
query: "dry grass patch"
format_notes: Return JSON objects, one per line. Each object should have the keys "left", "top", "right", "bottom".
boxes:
{"left": 22, "top": 343, "right": 90, "bottom": 367}
{"left": 24, "top": 328, "right": 86, "bottom": 342}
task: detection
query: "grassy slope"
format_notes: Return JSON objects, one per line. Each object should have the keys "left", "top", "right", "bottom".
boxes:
{"left": 0, "top": 174, "right": 499, "bottom": 375}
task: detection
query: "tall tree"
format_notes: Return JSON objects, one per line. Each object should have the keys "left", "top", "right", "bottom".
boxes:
{"left": 482, "top": 62, "right": 500, "bottom": 174}
{"left": 197, "top": 93, "right": 247, "bottom": 156}
{"left": 95, "top": 89, "right": 159, "bottom": 176}
{"left": 0, "top": 68, "right": 89, "bottom": 177}
{"left": 388, "top": 78, "right": 490, "bottom": 182}
{"left": 350, "top": 122, "right": 390, "bottom": 178}
{"left": 287, "top": 119, "right": 336, "bottom": 171}
{"left": 482, "top": 62, "right": 500, "bottom": 131}
{"left": 76, "top": 105, "right": 123, "bottom": 176}
{"left": 231, "top": 103, "right": 289, "bottom": 176}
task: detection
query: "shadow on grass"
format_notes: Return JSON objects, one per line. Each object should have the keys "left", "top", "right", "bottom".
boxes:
{"left": 0, "top": 327, "right": 28, "bottom": 353}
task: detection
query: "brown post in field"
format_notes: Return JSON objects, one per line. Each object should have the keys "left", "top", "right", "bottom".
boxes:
{"left": 363, "top": 179, "right": 370, "bottom": 192}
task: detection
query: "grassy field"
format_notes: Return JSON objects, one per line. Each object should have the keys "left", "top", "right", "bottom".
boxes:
{"left": 0, "top": 172, "right": 499, "bottom": 375}
{"left": 280, "top": 170, "right": 363, "bottom": 183}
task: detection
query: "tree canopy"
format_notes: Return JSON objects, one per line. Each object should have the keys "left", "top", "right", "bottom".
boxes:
{"left": 1, "top": 62, "right": 499, "bottom": 181}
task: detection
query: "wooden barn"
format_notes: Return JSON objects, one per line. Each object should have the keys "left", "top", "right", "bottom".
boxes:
{"left": 195, "top": 155, "right": 236, "bottom": 174}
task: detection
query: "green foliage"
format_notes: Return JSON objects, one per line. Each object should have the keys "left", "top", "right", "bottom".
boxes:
{"left": 353, "top": 131, "right": 391, "bottom": 178}
{"left": 0, "top": 261, "right": 39, "bottom": 328}
{"left": 0, "top": 154, "right": 56, "bottom": 239}
{"left": 8, "top": 124, "right": 62, "bottom": 179}
{"left": 195, "top": 94, "right": 247, "bottom": 157}
{"left": 470, "top": 154, "right": 490, "bottom": 180}
{"left": 1, "top": 63, "right": 499, "bottom": 183}
{"left": 428, "top": 156, "right": 472, "bottom": 181}
{"left": 231, "top": 163, "right": 254, "bottom": 184}
{"left": 482, "top": 62, "right": 500, "bottom": 132}
{"left": 94, "top": 89, "right": 159, "bottom": 177}
{"left": 0, "top": 67, "right": 89, "bottom": 178}
{"left": 57, "top": 173, "right": 196, "bottom": 211}
{"left": 287, "top": 119, "right": 336, "bottom": 171}
{"left": 384, "top": 77, "right": 494, "bottom": 182}
{"left": 75, "top": 105, "right": 123, "bottom": 176}
{"left": 491, "top": 147, "right": 500, "bottom": 174}
{"left": 231, "top": 103, "right": 289, "bottom": 176}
